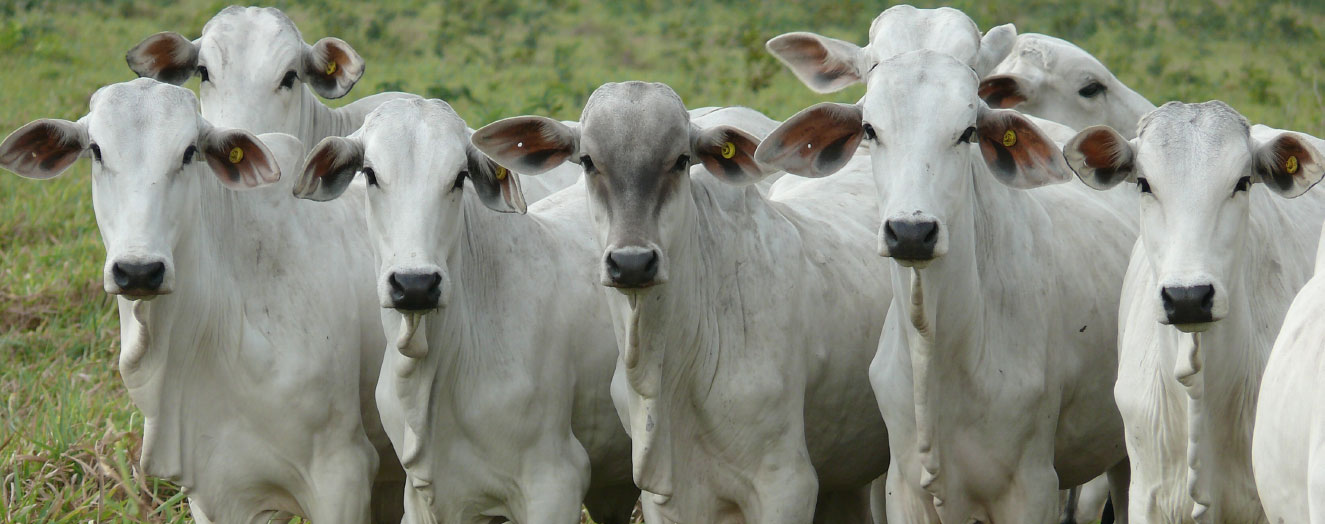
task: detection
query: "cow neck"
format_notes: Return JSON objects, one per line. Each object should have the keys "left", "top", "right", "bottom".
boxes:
{"left": 294, "top": 86, "right": 353, "bottom": 148}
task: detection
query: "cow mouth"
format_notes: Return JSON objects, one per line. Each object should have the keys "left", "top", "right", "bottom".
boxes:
{"left": 114, "top": 289, "right": 168, "bottom": 300}
{"left": 1160, "top": 318, "right": 1216, "bottom": 333}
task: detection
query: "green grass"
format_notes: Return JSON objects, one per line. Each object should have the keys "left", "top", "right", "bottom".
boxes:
{"left": 2, "top": 0, "right": 1323, "bottom": 521}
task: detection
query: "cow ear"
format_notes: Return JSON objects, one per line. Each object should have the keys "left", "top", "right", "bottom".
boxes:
{"left": 755, "top": 102, "right": 864, "bottom": 178}
{"left": 467, "top": 144, "right": 527, "bottom": 214}
{"left": 1063, "top": 125, "right": 1137, "bottom": 190}
{"left": 693, "top": 125, "right": 767, "bottom": 185}
{"left": 302, "top": 37, "right": 365, "bottom": 99}
{"left": 294, "top": 135, "right": 364, "bottom": 201}
{"left": 979, "top": 74, "right": 1031, "bottom": 109}
{"left": 471, "top": 116, "right": 579, "bottom": 175}
{"left": 126, "top": 32, "right": 199, "bottom": 85}
{"left": 0, "top": 119, "right": 88, "bottom": 179}
{"left": 766, "top": 32, "right": 866, "bottom": 94}
{"left": 1253, "top": 132, "right": 1325, "bottom": 198}
{"left": 974, "top": 24, "right": 1017, "bottom": 77}
{"left": 200, "top": 127, "right": 282, "bottom": 190}
{"left": 976, "top": 107, "right": 1072, "bottom": 189}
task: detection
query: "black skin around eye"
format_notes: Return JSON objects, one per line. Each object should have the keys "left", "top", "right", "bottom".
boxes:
{"left": 363, "top": 167, "right": 378, "bottom": 187}
{"left": 198, "top": 66, "right": 210, "bottom": 83}
{"left": 1138, "top": 178, "right": 1152, "bottom": 193}
{"left": 863, "top": 124, "right": 877, "bottom": 141}
{"left": 1079, "top": 82, "right": 1106, "bottom": 98}
{"left": 280, "top": 71, "right": 297, "bottom": 89}
{"left": 453, "top": 171, "right": 467, "bottom": 191}
{"left": 581, "top": 156, "right": 595, "bottom": 172}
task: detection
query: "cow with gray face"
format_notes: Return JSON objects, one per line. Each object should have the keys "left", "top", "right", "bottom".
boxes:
{"left": 126, "top": 6, "right": 416, "bottom": 148}
{"left": 1064, "top": 101, "right": 1325, "bottom": 523}
{"left": 758, "top": 6, "right": 1136, "bottom": 523}
{"left": 0, "top": 79, "right": 393, "bottom": 523}
{"left": 292, "top": 97, "right": 639, "bottom": 524}
{"left": 474, "top": 81, "right": 892, "bottom": 524}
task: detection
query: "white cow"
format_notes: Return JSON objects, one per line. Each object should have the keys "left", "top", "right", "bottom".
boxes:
{"left": 1254, "top": 227, "right": 1325, "bottom": 523}
{"left": 473, "top": 81, "right": 892, "bottom": 524}
{"left": 291, "top": 97, "right": 638, "bottom": 524}
{"left": 1063, "top": 101, "right": 1325, "bottom": 523}
{"left": 758, "top": 6, "right": 1135, "bottom": 523}
{"left": 0, "top": 78, "right": 394, "bottom": 522}
{"left": 126, "top": 6, "right": 416, "bottom": 148}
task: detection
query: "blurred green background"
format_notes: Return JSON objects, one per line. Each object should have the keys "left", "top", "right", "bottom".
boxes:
{"left": 2, "top": 0, "right": 1322, "bottom": 521}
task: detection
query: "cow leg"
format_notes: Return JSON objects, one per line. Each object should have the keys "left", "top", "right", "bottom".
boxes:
{"left": 813, "top": 487, "right": 873, "bottom": 524}
{"left": 987, "top": 466, "right": 1059, "bottom": 524}
{"left": 187, "top": 497, "right": 216, "bottom": 524}
{"left": 745, "top": 450, "right": 818, "bottom": 524}
{"left": 305, "top": 444, "right": 376, "bottom": 524}
{"left": 583, "top": 484, "right": 641, "bottom": 524}
{"left": 869, "top": 476, "right": 888, "bottom": 524}
{"left": 1105, "top": 458, "right": 1129, "bottom": 524}
{"left": 883, "top": 464, "right": 941, "bottom": 524}
{"left": 1059, "top": 486, "right": 1081, "bottom": 524}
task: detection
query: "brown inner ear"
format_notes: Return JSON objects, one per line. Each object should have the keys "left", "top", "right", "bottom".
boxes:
{"left": 978, "top": 114, "right": 1057, "bottom": 177}
{"left": 317, "top": 44, "right": 351, "bottom": 79}
{"left": 204, "top": 138, "right": 274, "bottom": 187}
{"left": 978, "top": 76, "right": 1028, "bottom": 109}
{"left": 0, "top": 122, "right": 82, "bottom": 176}
{"left": 1260, "top": 136, "right": 1312, "bottom": 192}
{"left": 477, "top": 121, "right": 573, "bottom": 171}
{"left": 702, "top": 130, "right": 760, "bottom": 178}
{"left": 770, "top": 35, "right": 856, "bottom": 86}
{"left": 1077, "top": 129, "right": 1130, "bottom": 170}
{"left": 128, "top": 33, "right": 197, "bottom": 84}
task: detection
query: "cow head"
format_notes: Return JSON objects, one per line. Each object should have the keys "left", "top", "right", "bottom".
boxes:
{"left": 979, "top": 33, "right": 1154, "bottom": 139}
{"left": 126, "top": 6, "right": 365, "bottom": 134}
{"left": 295, "top": 98, "right": 524, "bottom": 311}
{"left": 1064, "top": 102, "right": 1324, "bottom": 331}
{"left": 0, "top": 79, "right": 285, "bottom": 298}
{"left": 473, "top": 81, "right": 766, "bottom": 292}
{"left": 758, "top": 49, "right": 1069, "bottom": 266}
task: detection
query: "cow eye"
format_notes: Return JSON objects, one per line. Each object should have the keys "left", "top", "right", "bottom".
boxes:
{"left": 90, "top": 144, "right": 102, "bottom": 163}
{"left": 362, "top": 167, "right": 378, "bottom": 187}
{"left": 863, "top": 123, "right": 877, "bottom": 141}
{"left": 959, "top": 126, "right": 977, "bottom": 144}
{"left": 182, "top": 145, "right": 197, "bottom": 165}
{"left": 673, "top": 154, "right": 690, "bottom": 172}
{"left": 581, "top": 155, "right": 595, "bottom": 173}
{"left": 453, "top": 170, "right": 467, "bottom": 192}
{"left": 1234, "top": 176, "right": 1252, "bottom": 193}
{"left": 1078, "top": 81, "right": 1106, "bottom": 98}
{"left": 1137, "top": 177, "right": 1152, "bottom": 194}
{"left": 197, "top": 66, "right": 210, "bottom": 83}
{"left": 280, "top": 70, "right": 298, "bottom": 90}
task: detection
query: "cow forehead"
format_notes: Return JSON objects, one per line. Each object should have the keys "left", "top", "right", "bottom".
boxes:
{"left": 198, "top": 6, "right": 303, "bottom": 74}
{"left": 361, "top": 99, "right": 470, "bottom": 175}
{"left": 87, "top": 79, "right": 199, "bottom": 153}
{"left": 580, "top": 82, "right": 691, "bottom": 166}
{"left": 1005, "top": 35, "right": 1109, "bottom": 82}
{"left": 864, "top": 51, "right": 978, "bottom": 128}
{"left": 865, "top": 5, "right": 980, "bottom": 68}
{"left": 1137, "top": 101, "right": 1253, "bottom": 183}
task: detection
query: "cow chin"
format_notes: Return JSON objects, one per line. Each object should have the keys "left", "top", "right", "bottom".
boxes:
{"left": 1164, "top": 319, "right": 1217, "bottom": 333}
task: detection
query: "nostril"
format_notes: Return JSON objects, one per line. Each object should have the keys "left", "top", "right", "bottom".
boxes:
{"left": 427, "top": 272, "right": 442, "bottom": 290}
{"left": 1198, "top": 284, "right": 1215, "bottom": 311}
{"left": 884, "top": 222, "right": 898, "bottom": 242}
{"left": 922, "top": 223, "right": 938, "bottom": 245}
{"left": 388, "top": 273, "right": 404, "bottom": 292}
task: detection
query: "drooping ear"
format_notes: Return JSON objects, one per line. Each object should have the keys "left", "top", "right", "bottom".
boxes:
{"left": 755, "top": 102, "right": 863, "bottom": 178}
{"left": 765, "top": 32, "right": 866, "bottom": 94}
{"left": 975, "top": 107, "right": 1073, "bottom": 189}
{"left": 302, "top": 37, "right": 365, "bottom": 99}
{"left": 294, "top": 135, "right": 364, "bottom": 201}
{"left": 471, "top": 116, "right": 579, "bottom": 174}
{"left": 1063, "top": 125, "right": 1137, "bottom": 190}
{"left": 1253, "top": 132, "right": 1325, "bottom": 198}
{"left": 693, "top": 125, "right": 767, "bottom": 185}
{"left": 126, "top": 32, "right": 199, "bottom": 85}
{"left": 973, "top": 24, "right": 1017, "bottom": 77}
{"left": 0, "top": 119, "right": 88, "bottom": 179}
{"left": 979, "top": 74, "right": 1031, "bottom": 109}
{"left": 466, "top": 144, "right": 527, "bottom": 214}
{"left": 200, "top": 127, "right": 282, "bottom": 190}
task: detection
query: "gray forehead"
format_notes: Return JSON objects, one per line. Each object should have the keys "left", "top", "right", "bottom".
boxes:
{"left": 199, "top": 6, "right": 304, "bottom": 63}
{"left": 203, "top": 6, "right": 302, "bottom": 40}
{"left": 88, "top": 79, "right": 200, "bottom": 136}
{"left": 1138, "top": 101, "right": 1250, "bottom": 150}
{"left": 865, "top": 5, "right": 980, "bottom": 67}
{"left": 580, "top": 82, "right": 691, "bottom": 152}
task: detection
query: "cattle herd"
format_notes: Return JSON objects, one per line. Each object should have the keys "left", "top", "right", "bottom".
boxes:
{"left": 5, "top": 4, "right": 1325, "bottom": 524}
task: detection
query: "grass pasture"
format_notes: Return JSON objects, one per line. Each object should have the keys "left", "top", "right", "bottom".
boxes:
{"left": 2, "top": 0, "right": 1324, "bottom": 521}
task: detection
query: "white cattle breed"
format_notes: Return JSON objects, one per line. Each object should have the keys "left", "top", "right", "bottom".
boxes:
{"left": 126, "top": 6, "right": 415, "bottom": 147}
{"left": 758, "top": 6, "right": 1136, "bottom": 523}
{"left": 1064, "top": 101, "right": 1325, "bottom": 524}
{"left": 292, "top": 98, "right": 639, "bottom": 524}
{"left": 473, "top": 81, "right": 892, "bottom": 524}
{"left": 1254, "top": 228, "right": 1325, "bottom": 523}
{"left": 0, "top": 79, "right": 396, "bottom": 522}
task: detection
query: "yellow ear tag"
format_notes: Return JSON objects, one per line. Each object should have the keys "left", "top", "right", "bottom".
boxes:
{"left": 495, "top": 166, "right": 508, "bottom": 180}
{"left": 1002, "top": 129, "right": 1017, "bottom": 147}
{"left": 1286, "top": 155, "right": 1299, "bottom": 174}
{"left": 325, "top": 61, "right": 337, "bottom": 75}
{"left": 720, "top": 141, "right": 736, "bottom": 159}
{"left": 228, "top": 147, "right": 244, "bottom": 164}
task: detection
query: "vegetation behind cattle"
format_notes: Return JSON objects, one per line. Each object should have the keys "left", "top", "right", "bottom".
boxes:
{"left": 1, "top": 0, "right": 1321, "bottom": 521}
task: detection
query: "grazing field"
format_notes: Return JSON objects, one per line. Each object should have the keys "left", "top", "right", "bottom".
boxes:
{"left": 2, "top": 0, "right": 1322, "bottom": 521}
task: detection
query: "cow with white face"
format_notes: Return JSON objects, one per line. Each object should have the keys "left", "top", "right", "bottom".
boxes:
{"left": 474, "top": 81, "right": 892, "bottom": 524}
{"left": 291, "top": 98, "right": 639, "bottom": 524}
{"left": 0, "top": 78, "right": 395, "bottom": 523}
{"left": 979, "top": 33, "right": 1154, "bottom": 138}
{"left": 126, "top": 6, "right": 416, "bottom": 148}
{"left": 1063, "top": 101, "right": 1325, "bottom": 523}
{"left": 758, "top": 6, "right": 1136, "bottom": 523}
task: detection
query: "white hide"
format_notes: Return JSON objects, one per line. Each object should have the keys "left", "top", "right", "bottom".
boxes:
{"left": 761, "top": 7, "right": 1137, "bottom": 523}
{"left": 1254, "top": 226, "right": 1325, "bottom": 523}
{"left": 293, "top": 98, "right": 638, "bottom": 524}
{"left": 473, "top": 82, "right": 891, "bottom": 524}
{"left": 0, "top": 79, "right": 394, "bottom": 523}
{"left": 1065, "top": 102, "right": 1325, "bottom": 524}
{"left": 127, "top": 6, "right": 416, "bottom": 148}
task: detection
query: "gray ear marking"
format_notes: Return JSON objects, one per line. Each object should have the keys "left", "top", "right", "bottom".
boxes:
{"left": 471, "top": 116, "right": 579, "bottom": 175}
{"left": 295, "top": 136, "right": 364, "bottom": 200}
{"left": 126, "top": 32, "right": 199, "bottom": 85}
{"left": 0, "top": 119, "right": 88, "bottom": 179}
{"left": 1063, "top": 125, "right": 1137, "bottom": 190}
{"left": 1254, "top": 133, "right": 1325, "bottom": 198}
{"left": 755, "top": 102, "right": 864, "bottom": 178}
{"left": 466, "top": 143, "right": 527, "bottom": 214}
